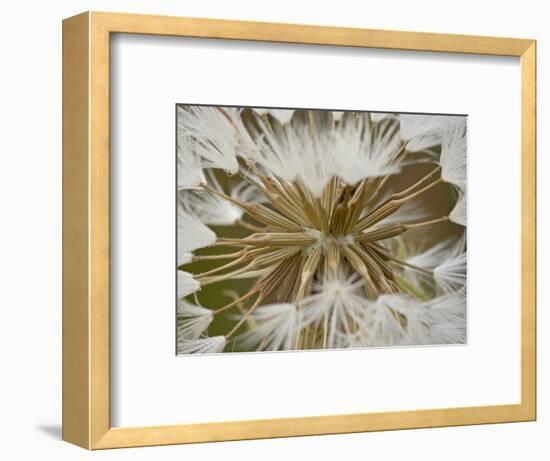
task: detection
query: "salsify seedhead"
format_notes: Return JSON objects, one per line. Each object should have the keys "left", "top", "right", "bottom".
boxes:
{"left": 177, "top": 106, "right": 467, "bottom": 354}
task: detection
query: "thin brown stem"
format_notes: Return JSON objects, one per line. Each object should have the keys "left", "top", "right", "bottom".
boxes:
{"left": 195, "top": 256, "right": 246, "bottom": 278}
{"left": 392, "top": 166, "right": 442, "bottom": 200}
{"left": 199, "top": 264, "right": 255, "bottom": 286}
{"left": 192, "top": 251, "right": 244, "bottom": 261}
{"left": 236, "top": 219, "right": 267, "bottom": 232}
{"left": 394, "top": 178, "right": 443, "bottom": 205}
{"left": 214, "top": 289, "right": 259, "bottom": 315}
{"left": 355, "top": 224, "right": 408, "bottom": 242}
{"left": 225, "top": 294, "right": 264, "bottom": 339}
{"left": 405, "top": 215, "right": 449, "bottom": 229}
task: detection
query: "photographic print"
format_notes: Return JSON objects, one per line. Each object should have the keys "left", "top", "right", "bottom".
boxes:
{"left": 176, "top": 106, "right": 467, "bottom": 354}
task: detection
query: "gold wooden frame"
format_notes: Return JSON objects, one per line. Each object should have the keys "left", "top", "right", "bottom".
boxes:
{"left": 62, "top": 11, "right": 537, "bottom": 449}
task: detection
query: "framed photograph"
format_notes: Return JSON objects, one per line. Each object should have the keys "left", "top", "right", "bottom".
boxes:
{"left": 62, "top": 11, "right": 536, "bottom": 449}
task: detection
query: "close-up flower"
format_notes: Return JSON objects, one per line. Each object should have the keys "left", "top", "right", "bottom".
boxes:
{"left": 176, "top": 106, "right": 467, "bottom": 354}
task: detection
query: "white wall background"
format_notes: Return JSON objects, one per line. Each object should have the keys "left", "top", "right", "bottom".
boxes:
{"left": 0, "top": 0, "right": 546, "bottom": 459}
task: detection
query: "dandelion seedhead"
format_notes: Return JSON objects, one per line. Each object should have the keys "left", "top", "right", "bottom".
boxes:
{"left": 177, "top": 107, "right": 467, "bottom": 353}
